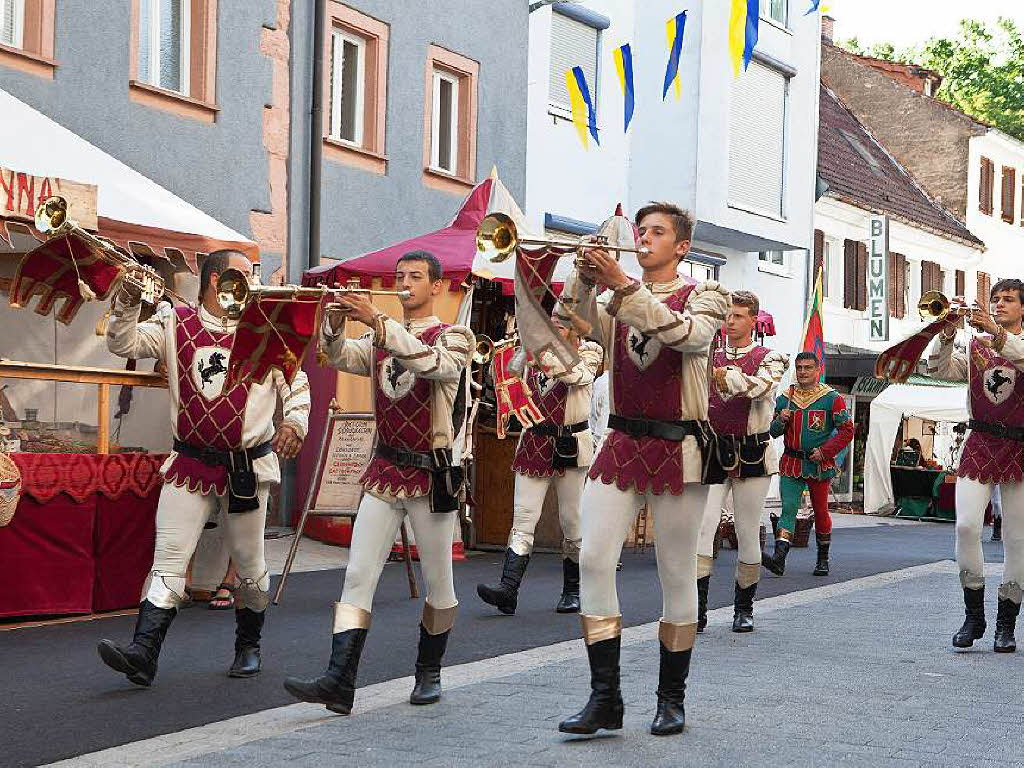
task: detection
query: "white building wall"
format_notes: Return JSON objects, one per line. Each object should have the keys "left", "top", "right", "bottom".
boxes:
{"left": 967, "top": 130, "right": 1024, "bottom": 285}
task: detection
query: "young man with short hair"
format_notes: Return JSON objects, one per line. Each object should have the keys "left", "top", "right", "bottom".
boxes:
{"left": 928, "top": 278, "right": 1024, "bottom": 652}
{"left": 554, "top": 202, "right": 729, "bottom": 737}
{"left": 762, "top": 352, "right": 854, "bottom": 578}
{"left": 696, "top": 291, "right": 788, "bottom": 633}
{"left": 284, "top": 251, "right": 474, "bottom": 712}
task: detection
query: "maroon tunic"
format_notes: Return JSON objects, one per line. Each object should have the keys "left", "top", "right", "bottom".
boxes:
{"left": 361, "top": 324, "right": 447, "bottom": 497}
{"left": 511, "top": 365, "right": 570, "bottom": 478}
{"left": 957, "top": 336, "right": 1024, "bottom": 484}
{"left": 707, "top": 346, "right": 770, "bottom": 436}
{"left": 589, "top": 285, "right": 695, "bottom": 495}
{"left": 164, "top": 306, "right": 252, "bottom": 495}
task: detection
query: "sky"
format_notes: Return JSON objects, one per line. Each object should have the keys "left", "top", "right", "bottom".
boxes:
{"left": 825, "top": 0, "right": 1024, "bottom": 50}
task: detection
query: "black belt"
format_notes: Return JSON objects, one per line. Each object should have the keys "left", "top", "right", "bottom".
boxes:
{"left": 375, "top": 442, "right": 451, "bottom": 471}
{"left": 969, "top": 419, "right": 1024, "bottom": 442}
{"left": 719, "top": 431, "right": 771, "bottom": 447}
{"left": 608, "top": 414, "right": 705, "bottom": 442}
{"left": 527, "top": 420, "right": 589, "bottom": 438}
{"left": 173, "top": 439, "right": 273, "bottom": 467}
{"left": 784, "top": 447, "right": 814, "bottom": 460}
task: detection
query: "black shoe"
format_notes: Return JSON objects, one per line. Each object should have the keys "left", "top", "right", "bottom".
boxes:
{"left": 229, "top": 608, "right": 265, "bottom": 678}
{"left": 761, "top": 539, "right": 790, "bottom": 576}
{"left": 994, "top": 597, "right": 1019, "bottom": 653}
{"left": 283, "top": 628, "right": 368, "bottom": 714}
{"left": 558, "top": 637, "right": 624, "bottom": 734}
{"left": 650, "top": 645, "right": 692, "bottom": 736}
{"left": 556, "top": 558, "right": 581, "bottom": 613}
{"left": 992, "top": 517, "right": 1002, "bottom": 542}
{"left": 813, "top": 541, "right": 830, "bottom": 576}
{"left": 410, "top": 624, "right": 451, "bottom": 705}
{"left": 97, "top": 601, "right": 177, "bottom": 687}
{"left": 696, "top": 575, "right": 711, "bottom": 633}
{"left": 476, "top": 549, "right": 530, "bottom": 615}
{"left": 732, "top": 581, "right": 756, "bottom": 633}
{"left": 952, "top": 587, "right": 986, "bottom": 649}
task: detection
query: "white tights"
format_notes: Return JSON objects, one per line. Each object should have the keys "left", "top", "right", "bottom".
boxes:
{"left": 579, "top": 480, "right": 709, "bottom": 624}
{"left": 697, "top": 476, "right": 771, "bottom": 577}
{"left": 509, "top": 469, "right": 585, "bottom": 560}
{"left": 955, "top": 478, "right": 1024, "bottom": 596}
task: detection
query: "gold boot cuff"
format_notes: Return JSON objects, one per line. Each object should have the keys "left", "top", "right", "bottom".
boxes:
{"left": 696, "top": 554, "right": 714, "bottom": 579}
{"left": 737, "top": 561, "right": 761, "bottom": 589}
{"left": 659, "top": 620, "right": 697, "bottom": 652}
{"left": 580, "top": 614, "right": 622, "bottom": 645}
{"left": 333, "top": 602, "right": 371, "bottom": 633}
{"left": 422, "top": 601, "right": 458, "bottom": 635}
{"left": 777, "top": 529, "right": 793, "bottom": 543}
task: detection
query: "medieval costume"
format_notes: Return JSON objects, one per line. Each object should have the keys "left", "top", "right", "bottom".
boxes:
{"left": 283, "top": 314, "right": 473, "bottom": 712}
{"left": 98, "top": 296, "right": 310, "bottom": 685}
{"left": 696, "top": 342, "right": 788, "bottom": 632}
{"left": 762, "top": 383, "right": 853, "bottom": 577}
{"left": 929, "top": 329, "right": 1024, "bottom": 652}
{"left": 554, "top": 272, "right": 729, "bottom": 736}
{"left": 477, "top": 340, "right": 602, "bottom": 615}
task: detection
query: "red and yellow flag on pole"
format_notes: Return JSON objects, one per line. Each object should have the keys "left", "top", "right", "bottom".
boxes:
{"left": 801, "top": 265, "right": 826, "bottom": 374}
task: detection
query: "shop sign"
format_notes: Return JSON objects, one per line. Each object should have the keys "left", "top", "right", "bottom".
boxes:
{"left": 0, "top": 167, "right": 98, "bottom": 232}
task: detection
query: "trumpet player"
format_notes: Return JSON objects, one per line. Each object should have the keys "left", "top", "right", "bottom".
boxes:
{"left": 476, "top": 322, "right": 602, "bottom": 616}
{"left": 284, "top": 251, "right": 474, "bottom": 713}
{"left": 98, "top": 250, "right": 309, "bottom": 686}
{"left": 927, "top": 279, "right": 1024, "bottom": 653}
{"left": 554, "top": 202, "right": 729, "bottom": 738}
{"left": 696, "top": 291, "right": 788, "bottom": 633}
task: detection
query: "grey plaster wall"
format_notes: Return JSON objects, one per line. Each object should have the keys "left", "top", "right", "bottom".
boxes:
{"left": 0, "top": 0, "right": 277, "bottom": 245}
{"left": 288, "top": 0, "right": 529, "bottom": 281}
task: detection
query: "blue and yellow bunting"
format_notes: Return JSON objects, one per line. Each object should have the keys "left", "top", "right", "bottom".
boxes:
{"left": 804, "top": 1, "right": 829, "bottom": 15}
{"left": 613, "top": 43, "right": 635, "bottom": 132}
{"left": 566, "top": 66, "right": 599, "bottom": 149}
{"left": 728, "top": 0, "right": 759, "bottom": 76}
{"left": 662, "top": 11, "right": 686, "bottom": 101}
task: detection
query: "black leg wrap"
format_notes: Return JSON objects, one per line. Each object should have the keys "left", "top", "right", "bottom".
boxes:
{"left": 992, "top": 517, "right": 1002, "bottom": 542}
{"left": 762, "top": 539, "right": 790, "bottom": 576}
{"left": 97, "top": 600, "right": 177, "bottom": 687}
{"left": 952, "top": 587, "right": 987, "bottom": 649}
{"left": 696, "top": 575, "right": 710, "bottom": 633}
{"left": 994, "top": 598, "right": 1019, "bottom": 653}
{"left": 813, "top": 541, "right": 830, "bottom": 576}
{"left": 410, "top": 624, "right": 451, "bottom": 705}
{"left": 556, "top": 558, "right": 581, "bottom": 613}
{"left": 283, "top": 628, "right": 368, "bottom": 714}
{"left": 558, "top": 637, "right": 624, "bottom": 735}
{"left": 229, "top": 608, "right": 265, "bottom": 678}
{"left": 650, "top": 645, "right": 692, "bottom": 736}
{"left": 732, "top": 581, "right": 756, "bottom": 633}
{"left": 476, "top": 549, "right": 530, "bottom": 615}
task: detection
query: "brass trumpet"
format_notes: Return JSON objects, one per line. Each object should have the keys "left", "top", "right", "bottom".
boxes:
{"left": 216, "top": 268, "right": 410, "bottom": 319}
{"left": 917, "top": 290, "right": 968, "bottom": 323}
{"left": 475, "top": 212, "right": 649, "bottom": 268}
{"left": 473, "top": 334, "right": 494, "bottom": 365}
{"left": 34, "top": 196, "right": 169, "bottom": 305}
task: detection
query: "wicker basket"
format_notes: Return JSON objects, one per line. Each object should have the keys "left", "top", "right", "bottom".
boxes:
{"left": 718, "top": 519, "right": 737, "bottom": 550}
{"left": 768, "top": 511, "right": 813, "bottom": 547}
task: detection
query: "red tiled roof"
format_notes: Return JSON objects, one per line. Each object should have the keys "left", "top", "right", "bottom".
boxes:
{"left": 817, "top": 84, "right": 983, "bottom": 248}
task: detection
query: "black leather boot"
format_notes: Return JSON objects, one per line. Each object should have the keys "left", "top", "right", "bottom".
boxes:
{"left": 994, "top": 598, "right": 1019, "bottom": 653}
{"left": 283, "top": 628, "right": 368, "bottom": 714}
{"left": 732, "top": 581, "right": 756, "bottom": 633}
{"left": 476, "top": 549, "right": 530, "bottom": 615}
{"left": 761, "top": 539, "right": 790, "bottom": 576}
{"left": 555, "top": 558, "right": 581, "bottom": 613}
{"left": 952, "top": 587, "right": 986, "bottom": 649}
{"left": 813, "top": 540, "right": 830, "bottom": 576}
{"left": 992, "top": 517, "right": 1002, "bottom": 542}
{"left": 650, "top": 645, "right": 692, "bottom": 736}
{"left": 558, "top": 636, "right": 623, "bottom": 734}
{"left": 229, "top": 608, "right": 264, "bottom": 678}
{"left": 696, "top": 575, "right": 710, "bottom": 633}
{"left": 410, "top": 624, "right": 450, "bottom": 704}
{"left": 97, "top": 600, "right": 177, "bottom": 687}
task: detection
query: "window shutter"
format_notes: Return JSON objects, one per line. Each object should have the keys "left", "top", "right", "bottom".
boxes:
{"left": 888, "top": 252, "right": 898, "bottom": 317}
{"left": 1003, "top": 167, "right": 1017, "bottom": 223}
{"left": 856, "top": 241, "right": 868, "bottom": 311}
{"left": 813, "top": 229, "right": 824, "bottom": 285}
{"left": 843, "top": 239, "right": 856, "bottom": 309}
{"left": 729, "top": 61, "right": 787, "bottom": 217}
{"left": 980, "top": 157, "right": 993, "bottom": 215}
{"left": 549, "top": 12, "right": 598, "bottom": 111}
{"left": 897, "top": 253, "right": 907, "bottom": 318}
{"left": 955, "top": 270, "right": 965, "bottom": 298}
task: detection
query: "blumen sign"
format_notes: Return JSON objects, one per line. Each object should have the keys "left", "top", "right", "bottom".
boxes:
{"left": 868, "top": 215, "right": 889, "bottom": 342}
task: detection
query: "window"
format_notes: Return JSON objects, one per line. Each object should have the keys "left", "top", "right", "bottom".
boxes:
{"left": 843, "top": 239, "right": 867, "bottom": 311}
{"left": 549, "top": 10, "right": 599, "bottom": 114}
{"left": 138, "top": 0, "right": 190, "bottom": 95}
{"left": 888, "top": 252, "right": 907, "bottom": 319}
{"left": 955, "top": 269, "right": 966, "bottom": 298}
{"left": 329, "top": 30, "right": 365, "bottom": 146}
{"left": 761, "top": 0, "right": 787, "bottom": 26}
{"left": 422, "top": 45, "right": 479, "bottom": 193}
{"left": 680, "top": 259, "right": 717, "bottom": 282}
{"left": 430, "top": 69, "right": 459, "bottom": 174}
{"left": 1002, "top": 166, "right": 1017, "bottom": 223}
{"left": 729, "top": 60, "right": 788, "bottom": 218}
{"left": 758, "top": 249, "right": 789, "bottom": 277}
{"left": 921, "top": 260, "right": 943, "bottom": 295}
{"left": 979, "top": 157, "right": 994, "bottom": 215}
{"left": 1, "top": 0, "right": 23, "bottom": 48}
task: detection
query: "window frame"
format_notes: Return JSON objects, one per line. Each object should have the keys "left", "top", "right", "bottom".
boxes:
{"left": 761, "top": 0, "right": 788, "bottom": 28}
{"left": 1, "top": 0, "right": 25, "bottom": 49}
{"left": 0, "top": 0, "right": 56, "bottom": 79}
{"left": 421, "top": 44, "right": 479, "bottom": 194}
{"left": 329, "top": 28, "right": 366, "bottom": 147}
{"left": 547, "top": 10, "right": 601, "bottom": 119}
{"left": 138, "top": 0, "right": 192, "bottom": 97}
{"left": 757, "top": 249, "right": 790, "bottom": 277}
{"left": 430, "top": 67, "right": 460, "bottom": 175}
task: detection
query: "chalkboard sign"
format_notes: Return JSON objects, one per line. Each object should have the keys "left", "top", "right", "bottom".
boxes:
{"left": 310, "top": 412, "right": 376, "bottom": 515}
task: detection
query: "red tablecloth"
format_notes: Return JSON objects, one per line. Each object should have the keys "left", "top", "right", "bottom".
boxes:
{"left": 0, "top": 453, "right": 165, "bottom": 619}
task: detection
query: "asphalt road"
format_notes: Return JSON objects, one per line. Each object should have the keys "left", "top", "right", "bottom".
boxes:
{"left": 0, "top": 520, "right": 1003, "bottom": 767}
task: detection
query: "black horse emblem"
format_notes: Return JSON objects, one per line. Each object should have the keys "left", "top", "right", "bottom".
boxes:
{"left": 987, "top": 368, "right": 1012, "bottom": 399}
{"left": 535, "top": 370, "right": 550, "bottom": 393}
{"left": 198, "top": 352, "right": 228, "bottom": 384}
{"left": 629, "top": 332, "right": 654, "bottom": 365}
{"left": 388, "top": 359, "right": 407, "bottom": 391}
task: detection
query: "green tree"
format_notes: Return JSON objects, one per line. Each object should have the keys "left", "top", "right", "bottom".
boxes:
{"left": 839, "top": 18, "right": 1024, "bottom": 142}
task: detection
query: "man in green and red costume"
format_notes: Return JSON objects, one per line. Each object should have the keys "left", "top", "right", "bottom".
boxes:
{"left": 762, "top": 352, "right": 854, "bottom": 576}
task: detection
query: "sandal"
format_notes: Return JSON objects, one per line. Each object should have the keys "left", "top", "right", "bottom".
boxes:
{"left": 209, "top": 582, "right": 236, "bottom": 610}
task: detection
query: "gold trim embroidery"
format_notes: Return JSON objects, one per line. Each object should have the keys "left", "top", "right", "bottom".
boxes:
{"left": 659, "top": 620, "right": 697, "bottom": 651}
{"left": 581, "top": 614, "right": 622, "bottom": 645}
{"left": 696, "top": 554, "right": 714, "bottom": 579}
{"left": 422, "top": 601, "right": 458, "bottom": 634}
{"left": 737, "top": 561, "right": 760, "bottom": 589}
{"left": 333, "top": 602, "right": 371, "bottom": 632}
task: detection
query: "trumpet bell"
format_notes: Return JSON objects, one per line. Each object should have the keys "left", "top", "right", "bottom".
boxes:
{"left": 473, "top": 335, "right": 494, "bottom": 364}
{"left": 216, "top": 268, "right": 251, "bottom": 318}
{"left": 34, "top": 196, "right": 68, "bottom": 234}
{"left": 918, "top": 290, "right": 950, "bottom": 322}
{"left": 475, "top": 213, "right": 518, "bottom": 263}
